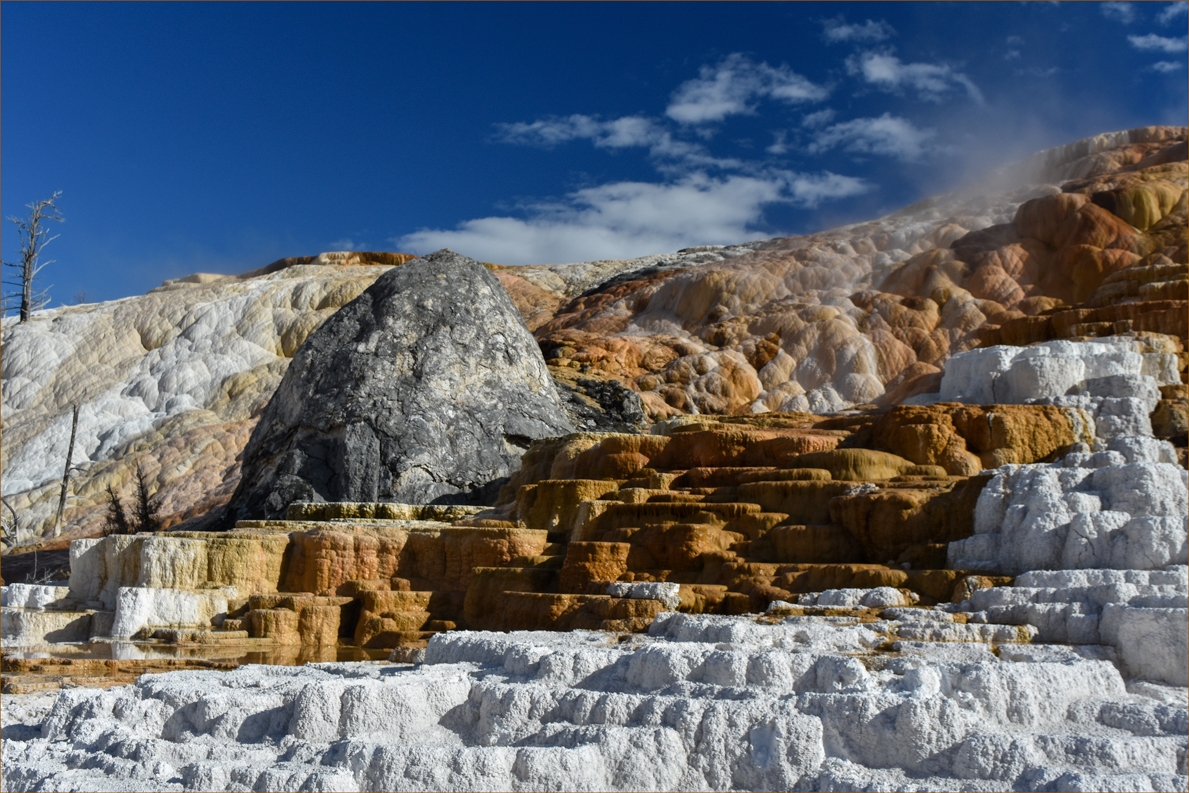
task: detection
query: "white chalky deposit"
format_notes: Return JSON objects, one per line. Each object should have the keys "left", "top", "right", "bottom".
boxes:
{"left": 3, "top": 615, "right": 1186, "bottom": 792}
{"left": 930, "top": 338, "right": 1178, "bottom": 440}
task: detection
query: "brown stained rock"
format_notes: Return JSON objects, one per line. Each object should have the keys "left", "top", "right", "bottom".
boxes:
{"left": 581, "top": 501, "right": 759, "bottom": 541}
{"left": 624, "top": 522, "right": 741, "bottom": 572}
{"left": 557, "top": 542, "right": 630, "bottom": 594}
{"left": 403, "top": 528, "right": 550, "bottom": 592}
{"left": 493, "top": 271, "right": 565, "bottom": 331}
{"left": 876, "top": 362, "right": 943, "bottom": 407}
{"left": 494, "top": 434, "right": 609, "bottom": 505}
{"left": 648, "top": 428, "right": 843, "bottom": 469}
{"left": 248, "top": 608, "right": 300, "bottom": 644}
{"left": 829, "top": 476, "right": 991, "bottom": 563}
{"left": 676, "top": 584, "right": 730, "bottom": 613}
{"left": 772, "top": 564, "right": 910, "bottom": 593}
{"left": 282, "top": 525, "right": 549, "bottom": 596}
{"left": 1152, "top": 399, "right": 1189, "bottom": 440}
{"left": 748, "top": 524, "right": 864, "bottom": 565}
{"left": 282, "top": 528, "right": 407, "bottom": 595}
{"left": 781, "top": 449, "right": 940, "bottom": 481}
{"left": 571, "top": 434, "right": 671, "bottom": 478}
{"left": 951, "top": 574, "right": 1015, "bottom": 604}
{"left": 352, "top": 589, "right": 464, "bottom": 647}
{"left": 948, "top": 405, "right": 1093, "bottom": 468}
{"left": 870, "top": 404, "right": 1090, "bottom": 475}
{"left": 903, "top": 569, "right": 967, "bottom": 604}
{"left": 735, "top": 481, "right": 856, "bottom": 525}
{"left": 517, "top": 480, "right": 620, "bottom": 533}
{"left": 1013, "top": 194, "right": 1121, "bottom": 250}
{"left": 982, "top": 300, "right": 1189, "bottom": 347}
{"left": 203, "top": 535, "right": 291, "bottom": 594}
{"left": 463, "top": 567, "right": 559, "bottom": 629}
{"left": 239, "top": 594, "right": 356, "bottom": 645}
{"left": 494, "top": 592, "right": 665, "bottom": 632}
{"left": 677, "top": 467, "right": 834, "bottom": 488}
{"left": 297, "top": 605, "right": 344, "bottom": 645}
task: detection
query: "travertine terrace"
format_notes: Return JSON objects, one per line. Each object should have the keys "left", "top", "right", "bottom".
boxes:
{"left": 2, "top": 126, "right": 1186, "bottom": 792}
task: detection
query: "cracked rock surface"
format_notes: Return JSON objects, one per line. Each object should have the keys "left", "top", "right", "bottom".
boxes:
{"left": 224, "top": 250, "right": 575, "bottom": 520}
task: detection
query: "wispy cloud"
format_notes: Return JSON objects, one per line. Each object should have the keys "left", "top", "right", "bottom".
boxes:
{"left": 1102, "top": 3, "right": 1136, "bottom": 24}
{"left": 801, "top": 108, "right": 837, "bottom": 128}
{"left": 821, "top": 17, "right": 895, "bottom": 43}
{"left": 1005, "top": 35, "right": 1023, "bottom": 61}
{"left": 393, "top": 170, "right": 869, "bottom": 265}
{"left": 498, "top": 114, "right": 656, "bottom": 149}
{"left": 496, "top": 114, "right": 741, "bottom": 170}
{"left": 846, "top": 51, "right": 984, "bottom": 103}
{"left": 1128, "top": 33, "right": 1189, "bottom": 52}
{"left": 783, "top": 171, "right": 872, "bottom": 206}
{"left": 1158, "top": 2, "right": 1188, "bottom": 24}
{"left": 665, "top": 53, "right": 828, "bottom": 124}
{"left": 767, "top": 131, "right": 789, "bottom": 155}
{"left": 1151, "top": 60, "right": 1185, "bottom": 72}
{"left": 807, "top": 113, "right": 936, "bottom": 161}
{"left": 329, "top": 238, "right": 366, "bottom": 251}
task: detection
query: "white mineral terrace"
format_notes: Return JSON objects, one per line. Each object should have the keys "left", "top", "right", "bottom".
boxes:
{"left": 2, "top": 612, "right": 1187, "bottom": 793}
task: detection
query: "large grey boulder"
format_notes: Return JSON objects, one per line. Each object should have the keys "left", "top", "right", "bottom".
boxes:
{"left": 224, "top": 249, "right": 575, "bottom": 521}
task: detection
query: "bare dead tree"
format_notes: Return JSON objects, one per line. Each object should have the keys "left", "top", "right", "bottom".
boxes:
{"left": 53, "top": 405, "right": 81, "bottom": 536}
{"left": 0, "top": 496, "right": 17, "bottom": 548}
{"left": 3, "top": 191, "right": 64, "bottom": 322}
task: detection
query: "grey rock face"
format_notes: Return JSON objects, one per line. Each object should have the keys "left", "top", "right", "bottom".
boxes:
{"left": 224, "top": 250, "right": 574, "bottom": 521}
{"left": 552, "top": 375, "right": 648, "bottom": 434}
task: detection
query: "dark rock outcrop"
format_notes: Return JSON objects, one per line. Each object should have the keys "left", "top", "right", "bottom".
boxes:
{"left": 550, "top": 370, "right": 649, "bottom": 434}
{"left": 224, "top": 250, "right": 575, "bottom": 521}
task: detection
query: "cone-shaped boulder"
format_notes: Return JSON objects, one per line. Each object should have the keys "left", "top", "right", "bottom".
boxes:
{"left": 225, "top": 249, "right": 575, "bottom": 521}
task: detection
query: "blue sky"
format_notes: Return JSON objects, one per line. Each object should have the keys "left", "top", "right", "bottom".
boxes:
{"left": 3, "top": 2, "right": 1187, "bottom": 307}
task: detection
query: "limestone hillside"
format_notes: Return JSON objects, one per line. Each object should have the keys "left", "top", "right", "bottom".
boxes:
{"left": 3, "top": 126, "right": 1185, "bottom": 546}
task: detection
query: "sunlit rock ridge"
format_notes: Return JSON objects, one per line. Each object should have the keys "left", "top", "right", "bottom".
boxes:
{"left": 2, "top": 126, "right": 1185, "bottom": 545}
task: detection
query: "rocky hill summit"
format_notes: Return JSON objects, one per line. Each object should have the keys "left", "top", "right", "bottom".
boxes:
{"left": 2, "top": 126, "right": 1184, "bottom": 550}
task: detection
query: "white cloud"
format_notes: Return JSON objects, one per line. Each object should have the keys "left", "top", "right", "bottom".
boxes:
{"left": 1158, "top": 2, "right": 1188, "bottom": 23}
{"left": 821, "top": 17, "right": 895, "bottom": 43}
{"left": 808, "top": 113, "right": 936, "bottom": 161}
{"left": 1151, "top": 60, "right": 1185, "bottom": 72}
{"left": 847, "top": 51, "right": 984, "bottom": 103}
{"left": 767, "top": 131, "right": 789, "bottom": 155}
{"left": 497, "top": 114, "right": 654, "bottom": 148}
{"left": 665, "top": 54, "right": 828, "bottom": 124}
{"left": 329, "top": 238, "right": 366, "bottom": 251}
{"left": 801, "top": 108, "right": 837, "bottom": 128}
{"left": 783, "top": 171, "right": 872, "bottom": 206}
{"left": 1128, "top": 33, "right": 1189, "bottom": 52}
{"left": 497, "top": 114, "right": 740, "bottom": 170}
{"left": 393, "top": 171, "right": 870, "bottom": 265}
{"left": 1102, "top": 3, "right": 1136, "bottom": 24}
